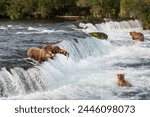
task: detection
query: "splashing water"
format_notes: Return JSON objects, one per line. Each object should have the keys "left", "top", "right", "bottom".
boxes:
{"left": 0, "top": 20, "right": 150, "bottom": 100}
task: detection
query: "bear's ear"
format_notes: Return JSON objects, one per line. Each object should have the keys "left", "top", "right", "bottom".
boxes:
{"left": 117, "top": 74, "right": 121, "bottom": 77}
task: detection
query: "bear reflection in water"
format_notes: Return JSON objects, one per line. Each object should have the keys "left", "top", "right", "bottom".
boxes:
{"left": 27, "top": 44, "right": 69, "bottom": 63}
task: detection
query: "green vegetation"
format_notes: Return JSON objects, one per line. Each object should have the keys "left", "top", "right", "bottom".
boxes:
{"left": 0, "top": 0, "right": 7, "bottom": 16}
{"left": 0, "top": 0, "right": 76, "bottom": 19}
{"left": 77, "top": 0, "right": 120, "bottom": 18}
{"left": 89, "top": 32, "right": 108, "bottom": 40}
{"left": 120, "top": 0, "right": 150, "bottom": 27}
{"left": 0, "top": 0, "right": 149, "bottom": 27}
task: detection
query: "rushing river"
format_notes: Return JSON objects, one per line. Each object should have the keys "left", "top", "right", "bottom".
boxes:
{"left": 0, "top": 19, "right": 150, "bottom": 100}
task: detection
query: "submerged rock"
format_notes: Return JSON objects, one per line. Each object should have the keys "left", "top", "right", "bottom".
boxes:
{"left": 89, "top": 32, "right": 108, "bottom": 40}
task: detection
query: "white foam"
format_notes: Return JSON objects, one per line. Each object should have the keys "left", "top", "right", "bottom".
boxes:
{"left": 16, "top": 27, "right": 67, "bottom": 35}
{"left": 0, "top": 26, "right": 7, "bottom": 30}
{"left": 7, "top": 25, "right": 12, "bottom": 28}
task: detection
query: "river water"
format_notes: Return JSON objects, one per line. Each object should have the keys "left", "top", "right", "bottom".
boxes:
{"left": 0, "top": 19, "right": 150, "bottom": 100}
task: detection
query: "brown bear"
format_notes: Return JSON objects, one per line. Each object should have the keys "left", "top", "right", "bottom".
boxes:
{"left": 42, "top": 44, "right": 69, "bottom": 58}
{"left": 129, "top": 31, "right": 144, "bottom": 41}
{"left": 143, "top": 26, "right": 150, "bottom": 30}
{"left": 117, "top": 74, "right": 132, "bottom": 87}
{"left": 27, "top": 47, "right": 54, "bottom": 63}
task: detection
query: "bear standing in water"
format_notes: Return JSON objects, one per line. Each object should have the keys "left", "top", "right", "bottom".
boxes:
{"left": 129, "top": 31, "right": 144, "bottom": 41}
{"left": 117, "top": 74, "right": 132, "bottom": 87}
{"left": 27, "top": 47, "right": 54, "bottom": 63}
{"left": 42, "top": 44, "right": 69, "bottom": 58}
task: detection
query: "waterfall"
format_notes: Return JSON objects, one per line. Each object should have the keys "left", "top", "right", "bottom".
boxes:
{"left": 1, "top": 19, "right": 149, "bottom": 99}
{"left": 0, "top": 37, "right": 109, "bottom": 98}
{"left": 0, "top": 67, "right": 46, "bottom": 97}
{"left": 79, "top": 19, "right": 145, "bottom": 42}
{"left": 79, "top": 20, "right": 142, "bottom": 32}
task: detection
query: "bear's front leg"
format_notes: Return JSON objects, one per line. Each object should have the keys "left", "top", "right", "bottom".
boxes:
{"left": 38, "top": 56, "right": 43, "bottom": 63}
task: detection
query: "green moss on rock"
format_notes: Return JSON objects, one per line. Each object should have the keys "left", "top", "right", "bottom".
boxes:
{"left": 89, "top": 32, "right": 108, "bottom": 40}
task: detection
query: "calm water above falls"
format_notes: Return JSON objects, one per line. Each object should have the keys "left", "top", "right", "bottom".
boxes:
{"left": 0, "top": 20, "right": 150, "bottom": 100}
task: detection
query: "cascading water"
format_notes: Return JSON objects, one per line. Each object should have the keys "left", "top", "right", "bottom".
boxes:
{"left": 79, "top": 19, "right": 142, "bottom": 31}
{"left": 0, "top": 35, "right": 110, "bottom": 98}
{"left": 0, "top": 20, "right": 150, "bottom": 99}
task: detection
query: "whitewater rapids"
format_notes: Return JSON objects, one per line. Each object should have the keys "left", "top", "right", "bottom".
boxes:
{"left": 0, "top": 20, "right": 150, "bottom": 100}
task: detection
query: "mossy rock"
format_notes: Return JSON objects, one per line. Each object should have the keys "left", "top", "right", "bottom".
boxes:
{"left": 89, "top": 32, "right": 108, "bottom": 40}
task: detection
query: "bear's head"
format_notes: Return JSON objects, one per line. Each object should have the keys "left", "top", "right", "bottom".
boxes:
{"left": 129, "top": 31, "right": 137, "bottom": 36}
{"left": 117, "top": 73, "right": 125, "bottom": 81}
{"left": 59, "top": 49, "right": 69, "bottom": 58}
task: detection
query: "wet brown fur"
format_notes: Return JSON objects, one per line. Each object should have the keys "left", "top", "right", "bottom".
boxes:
{"left": 117, "top": 74, "right": 132, "bottom": 87}
{"left": 130, "top": 31, "right": 144, "bottom": 41}
{"left": 42, "top": 44, "right": 69, "bottom": 57}
{"left": 27, "top": 47, "right": 54, "bottom": 63}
